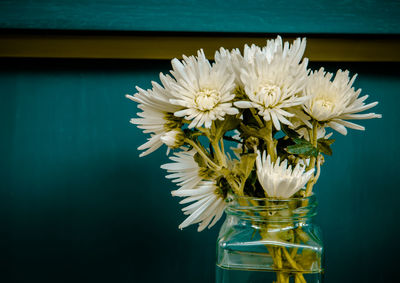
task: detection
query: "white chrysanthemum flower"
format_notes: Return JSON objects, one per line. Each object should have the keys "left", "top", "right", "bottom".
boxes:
{"left": 162, "top": 150, "right": 225, "bottom": 231}
{"left": 160, "top": 129, "right": 185, "bottom": 149}
{"left": 303, "top": 68, "right": 382, "bottom": 135}
{"left": 290, "top": 117, "right": 332, "bottom": 141}
{"left": 215, "top": 44, "right": 265, "bottom": 86}
{"left": 234, "top": 36, "right": 310, "bottom": 131}
{"left": 215, "top": 40, "right": 284, "bottom": 87}
{"left": 127, "top": 80, "right": 182, "bottom": 157}
{"left": 161, "top": 149, "right": 205, "bottom": 191}
{"left": 172, "top": 181, "right": 226, "bottom": 232}
{"left": 256, "top": 151, "right": 314, "bottom": 198}
{"left": 163, "top": 49, "right": 239, "bottom": 129}
{"left": 214, "top": 47, "right": 243, "bottom": 85}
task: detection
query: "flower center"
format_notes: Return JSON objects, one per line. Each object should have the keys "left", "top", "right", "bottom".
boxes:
{"left": 256, "top": 84, "right": 281, "bottom": 107}
{"left": 316, "top": 99, "right": 334, "bottom": 110}
{"left": 195, "top": 89, "right": 221, "bottom": 111}
{"left": 311, "top": 97, "right": 336, "bottom": 121}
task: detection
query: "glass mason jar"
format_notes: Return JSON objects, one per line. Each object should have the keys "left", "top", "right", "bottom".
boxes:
{"left": 216, "top": 195, "right": 323, "bottom": 283}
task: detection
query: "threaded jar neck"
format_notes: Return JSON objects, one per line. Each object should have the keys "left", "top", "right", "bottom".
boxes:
{"left": 225, "top": 195, "right": 317, "bottom": 223}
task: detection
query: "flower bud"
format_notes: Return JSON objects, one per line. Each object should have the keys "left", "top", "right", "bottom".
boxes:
{"left": 245, "top": 136, "right": 259, "bottom": 150}
{"left": 160, "top": 129, "right": 185, "bottom": 149}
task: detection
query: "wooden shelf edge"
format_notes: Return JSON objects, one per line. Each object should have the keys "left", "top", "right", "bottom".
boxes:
{"left": 1, "top": 33, "right": 399, "bottom": 62}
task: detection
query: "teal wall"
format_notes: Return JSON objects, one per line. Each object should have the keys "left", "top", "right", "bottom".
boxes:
{"left": 0, "top": 0, "right": 400, "bottom": 34}
{"left": 0, "top": 59, "right": 219, "bottom": 282}
{"left": 0, "top": 59, "right": 398, "bottom": 282}
{"left": 1, "top": 0, "right": 399, "bottom": 282}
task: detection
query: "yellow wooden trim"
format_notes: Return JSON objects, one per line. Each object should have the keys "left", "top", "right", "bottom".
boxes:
{"left": 1, "top": 33, "right": 399, "bottom": 61}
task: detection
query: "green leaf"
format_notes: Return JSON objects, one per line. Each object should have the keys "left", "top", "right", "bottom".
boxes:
{"left": 231, "top": 153, "right": 257, "bottom": 194}
{"left": 238, "top": 153, "right": 257, "bottom": 181}
{"left": 317, "top": 138, "right": 335, "bottom": 156}
{"left": 193, "top": 152, "right": 207, "bottom": 168}
{"left": 318, "top": 138, "right": 335, "bottom": 145}
{"left": 239, "top": 123, "right": 268, "bottom": 140}
{"left": 183, "top": 128, "right": 202, "bottom": 139}
{"left": 281, "top": 124, "right": 300, "bottom": 139}
{"left": 286, "top": 138, "right": 319, "bottom": 157}
{"left": 212, "top": 115, "right": 240, "bottom": 141}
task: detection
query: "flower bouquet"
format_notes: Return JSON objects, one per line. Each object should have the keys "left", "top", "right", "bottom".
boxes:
{"left": 126, "top": 36, "right": 381, "bottom": 283}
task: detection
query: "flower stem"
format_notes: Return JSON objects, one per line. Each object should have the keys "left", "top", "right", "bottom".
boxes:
{"left": 211, "top": 140, "right": 227, "bottom": 167}
{"left": 196, "top": 126, "right": 211, "bottom": 136}
{"left": 305, "top": 121, "right": 318, "bottom": 196}
{"left": 250, "top": 108, "right": 265, "bottom": 128}
{"left": 220, "top": 138, "right": 225, "bottom": 157}
{"left": 224, "top": 171, "right": 242, "bottom": 196}
{"left": 265, "top": 120, "right": 277, "bottom": 162}
{"left": 274, "top": 248, "right": 286, "bottom": 283}
{"left": 282, "top": 247, "right": 303, "bottom": 272}
{"left": 249, "top": 109, "right": 278, "bottom": 163}
{"left": 314, "top": 155, "right": 322, "bottom": 183}
{"left": 184, "top": 138, "right": 220, "bottom": 170}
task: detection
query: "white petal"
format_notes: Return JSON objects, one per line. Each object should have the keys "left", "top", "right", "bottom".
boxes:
{"left": 234, "top": 101, "right": 256, "bottom": 108}
{"left": 328, "top": 121, "right": 348, "bottom": 135}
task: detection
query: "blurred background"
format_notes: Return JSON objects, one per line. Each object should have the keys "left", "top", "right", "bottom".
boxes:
{"left": 0, "top": 1, "right": 399, "bottom": 282}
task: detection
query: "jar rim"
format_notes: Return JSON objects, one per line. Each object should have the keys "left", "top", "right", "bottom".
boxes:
{"left": 225, "top": 193, "right": 317, "bottom": 221}
{"left": 228, "top": 193, "right": 316, "bottom": 203}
